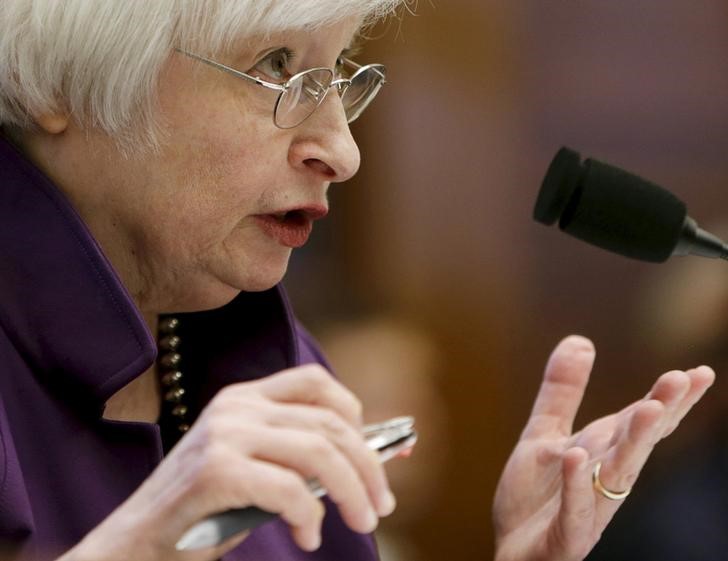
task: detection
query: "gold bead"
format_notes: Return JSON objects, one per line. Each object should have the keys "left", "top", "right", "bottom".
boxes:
{"left": 159, "top": 318, "right": 179, "bottom": 334}
{"left": 171, "top": 404, "right": 188, "bottom": 417}
{"left": 159, "top": 353, "right": 181, "bottom": 369}
{"left": 165, "top": 387, "right": 185, "bottom": 402}
{"left": 161, "top": 371, "right": 183, "bottom": 386}
{"left": 159, "top": 335, "right": 181, "bottom": 351}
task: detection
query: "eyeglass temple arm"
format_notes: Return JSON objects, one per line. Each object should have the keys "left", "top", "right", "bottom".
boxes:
{"left": 174, "top": 48, "right": 287, "bottom": 93}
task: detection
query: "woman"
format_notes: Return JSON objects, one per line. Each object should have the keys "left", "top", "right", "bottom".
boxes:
{"left": 0, "top": 2, "right": 715, "bottom": 561}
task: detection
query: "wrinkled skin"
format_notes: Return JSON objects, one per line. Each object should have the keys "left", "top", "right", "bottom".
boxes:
{"left": 493, "top": 335, "right": 714, "bottom": 561}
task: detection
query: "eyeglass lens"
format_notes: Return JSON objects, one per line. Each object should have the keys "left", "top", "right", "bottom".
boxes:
{"left": 342, "top": 65, "right": 386, "bottom": 123}
{"left": 275, "top": 68, "right": 333, "bottom": 129}
{"left": 275, "top": 65, "right": 386, "bottom": 128}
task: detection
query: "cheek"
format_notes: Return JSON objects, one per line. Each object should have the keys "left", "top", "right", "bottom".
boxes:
{"left": 156, "top": 139, "right": 268, "bottom": 252}
{"left": 153, "top": 83, "right": 284, "bottom": 244}
{"left": 157, "top": 70, "right": 277, "bottom": 215}
{"left": 175, "top": 136, "right": 248, "bottom": 206}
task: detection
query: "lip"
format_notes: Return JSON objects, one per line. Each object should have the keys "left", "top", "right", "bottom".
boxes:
{"left": 254, "top": 205, "right": 329, "bottom": 248}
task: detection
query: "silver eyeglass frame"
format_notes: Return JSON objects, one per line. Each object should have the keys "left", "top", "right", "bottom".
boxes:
{"left": 174, "top": 48, "right": 386, "bottom": 129}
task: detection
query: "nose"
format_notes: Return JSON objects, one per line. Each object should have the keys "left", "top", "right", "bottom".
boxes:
{"left": 287, "top": 92, "right": 361, "bottom": 183}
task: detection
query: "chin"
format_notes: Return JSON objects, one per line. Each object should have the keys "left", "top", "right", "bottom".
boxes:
{"left": 237, "top": 276, "right": 283, "bottom": 293}
{"left": 234, "top": 254, "right": 291, "bottom": 292}
{"left": 171, "top": 279, "right": 277, "bottom": 314}
{"left": 217, "top": 266, "right": 288, "bottom": 303}
{"left": 173, "top": 254, "right": 289, "bottom": 311}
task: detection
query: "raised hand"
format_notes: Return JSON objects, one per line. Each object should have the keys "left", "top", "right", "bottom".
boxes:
{"left": 493, "top": 335, "right": 715, "bottom": 561}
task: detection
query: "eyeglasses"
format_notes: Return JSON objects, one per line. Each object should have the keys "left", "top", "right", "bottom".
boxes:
{"left": 175, "top": 48, "right": 387, "bottom": 129}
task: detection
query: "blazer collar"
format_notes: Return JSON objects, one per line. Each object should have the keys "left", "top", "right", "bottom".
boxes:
{"left": 0, "top": 136, "right": 299, "bottom": 414}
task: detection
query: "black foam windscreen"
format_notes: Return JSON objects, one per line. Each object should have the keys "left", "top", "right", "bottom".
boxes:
{"left": 534, "top": 147, "right": 687, "bottom": 263}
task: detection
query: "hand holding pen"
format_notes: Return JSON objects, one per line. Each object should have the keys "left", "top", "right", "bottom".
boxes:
{"left": 59, "top": 366, "right": 412, "bottom": 561}
{"left": 176, "top": 416, "right": 417, "bottom": 550}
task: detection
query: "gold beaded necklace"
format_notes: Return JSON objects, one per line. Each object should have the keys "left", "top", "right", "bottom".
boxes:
{"left": 157, "top": 317, "right": 191, "bottom": 440}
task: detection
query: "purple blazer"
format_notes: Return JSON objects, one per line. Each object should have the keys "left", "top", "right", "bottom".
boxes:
{"left": 0, "top": 136, "right": 378, "bottom": 561}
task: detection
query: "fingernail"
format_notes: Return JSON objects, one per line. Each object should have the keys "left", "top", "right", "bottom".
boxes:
{"left": 365, "top": 508, "right": 379, "bottom": 532}
{"left": 378, "top": 490, "right": 397, "bottom": 516}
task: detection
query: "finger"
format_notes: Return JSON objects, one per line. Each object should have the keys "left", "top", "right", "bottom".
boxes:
{"left": 583, "top": 369, "right": 689, "bottom": 454}
{"left": 263, "top": 402, "right": 395, "bottom": 516}
{"left": 216, "top": 459, "right": 326, "bottom": 552}
{"left": 586, "top": 368, "right": 693, "bottom": 451}
{"left": 597, "top": 399, "right": 664, "bottom": 495}
{"left": 248, "top": 426, "right": 380, "bottom": 534}
{"left": 249, "top": 365, "right": 364, "bottom": 428}
{"left": 557, "top": 447, "right": 595, "bottom": 560}
{"left": 660, "top": 366, "right": 715, "bottom": 438}
{"left": 524, "top": 335, "right": 596, "bottom": 439}
{"left": 646, "top": 369, "right": 691, "bottom": 407}
{"left": 244, "top": 461, "right": 326, "bottom": 551}
{"left": 642, "top": 369, "right": 690, "bottom": 433}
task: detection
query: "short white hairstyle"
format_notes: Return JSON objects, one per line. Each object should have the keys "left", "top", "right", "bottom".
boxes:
{"left": 0, "top": 0, "right": 404, "bottom": 150}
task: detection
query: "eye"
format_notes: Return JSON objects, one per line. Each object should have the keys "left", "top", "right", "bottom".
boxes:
{"left": 252, "top": 48, "right": 295, "bottom": 82}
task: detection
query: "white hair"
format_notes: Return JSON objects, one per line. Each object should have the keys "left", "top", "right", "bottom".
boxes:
{"left": 0, "top": 0, "right": 404, "bottom": 150}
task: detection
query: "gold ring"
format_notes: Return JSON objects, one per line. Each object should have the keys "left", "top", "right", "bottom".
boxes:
{"left": 592, "top": 461, "right": 631, "bottom": 500}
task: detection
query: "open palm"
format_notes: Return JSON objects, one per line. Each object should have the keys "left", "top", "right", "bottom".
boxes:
{"left": 493, "top": 336, "right": 715, "bottom": 561}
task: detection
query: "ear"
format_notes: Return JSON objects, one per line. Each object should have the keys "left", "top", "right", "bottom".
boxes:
{"left": 35, "top": 113, "right": 69, "bottom": 134}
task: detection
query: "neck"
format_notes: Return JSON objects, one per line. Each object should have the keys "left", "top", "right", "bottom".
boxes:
{"left": 102, "top": 365, "right": 161, "bottom": 423}
{"left": 142, "top": 311, "right": 159, "bottom": 338}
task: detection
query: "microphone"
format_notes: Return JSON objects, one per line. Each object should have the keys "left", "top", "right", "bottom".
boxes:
{"left": 533, "top": 147, "right": 728, "bottom": 263}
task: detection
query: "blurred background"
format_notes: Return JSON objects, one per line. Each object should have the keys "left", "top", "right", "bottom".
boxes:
{"left": 286, "top": 1, "right": 728, "bottom": 559}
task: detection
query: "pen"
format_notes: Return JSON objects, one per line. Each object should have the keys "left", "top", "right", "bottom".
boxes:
{"left": 175, "top": 416, "right": 417, "bottom": 551}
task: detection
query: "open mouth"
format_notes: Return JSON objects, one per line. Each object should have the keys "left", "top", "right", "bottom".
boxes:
{"left": 253, "top": 205, "right": 328, "bottom": 248}
{"left": 273, "top": 210, "right": 308, "bottom": 224}
{"left": 255, "top": 210, "right": 319, "bottom": 248}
